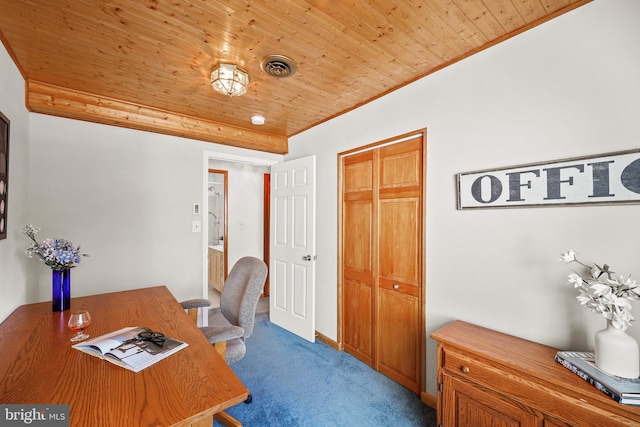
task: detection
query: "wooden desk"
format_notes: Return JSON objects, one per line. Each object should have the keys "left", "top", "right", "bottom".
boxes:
{"left": 0, "top": 286, "right": 248, "bottom": 426}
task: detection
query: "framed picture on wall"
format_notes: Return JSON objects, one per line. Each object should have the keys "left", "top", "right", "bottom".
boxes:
{"left": 0, "top": 111, "right": 9, "bottom": 240}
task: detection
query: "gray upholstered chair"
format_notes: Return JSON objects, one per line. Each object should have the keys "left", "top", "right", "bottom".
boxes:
{"left": 180, "top": 257, "right": 267, "bottom": 427}
{"left": 180, "top": 256, "right": 268, "bottom": 364}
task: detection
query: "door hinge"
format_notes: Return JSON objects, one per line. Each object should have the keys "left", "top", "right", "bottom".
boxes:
{"left": 438, "top": 381, "right": 443, "bottom": 393}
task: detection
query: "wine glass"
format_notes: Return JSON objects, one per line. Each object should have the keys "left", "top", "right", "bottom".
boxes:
{"left": 68, "top": 311, "right": 92, "bottom": 342}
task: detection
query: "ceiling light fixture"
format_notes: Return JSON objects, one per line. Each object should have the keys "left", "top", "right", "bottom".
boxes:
{"left": 251, "top": 115, "right": 265, "bottom": 125}
{"left": 210, "top": 63, "right": 249, "bottom": 97}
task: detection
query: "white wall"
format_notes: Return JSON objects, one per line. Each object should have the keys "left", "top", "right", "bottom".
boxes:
{"left": 288, "top": 0, "right": 640, "bottom": 396}
{"left": 27, "top": 116, "right": 200, "bottom": 302}
{"left": 22, "top": 115, "right": 281, "bottom": 308}
{"left": 0, "top": 39, "right": 30, "bottom": 321}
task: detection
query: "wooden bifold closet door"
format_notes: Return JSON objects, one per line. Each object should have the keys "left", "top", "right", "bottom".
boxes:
{"left": 341, "top": 133, "right": 424, "bottom": 393}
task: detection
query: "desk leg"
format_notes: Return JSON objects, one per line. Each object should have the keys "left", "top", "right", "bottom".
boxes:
{"left": 214, "top": 341, "right": 227, "bottom": 358}
{"left": 187, "top": 308, "right": 199, "bottom": 324}
{"left": 186, "top": 414, "right": 215, "bottom": 427}
{"left": 214, "top": 411, "right": 242, "bottom": 427}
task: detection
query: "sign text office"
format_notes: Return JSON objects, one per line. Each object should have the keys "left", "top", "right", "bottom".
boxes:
{"left": 457, "top": 150, "right": 640, "bottom": 209}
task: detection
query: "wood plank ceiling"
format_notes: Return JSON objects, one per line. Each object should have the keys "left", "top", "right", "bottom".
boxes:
{"left": 0, "top": 0, "right": 590, "bottom": 154}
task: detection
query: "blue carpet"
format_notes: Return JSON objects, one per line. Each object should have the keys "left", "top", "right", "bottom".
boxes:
{"left": 224, "top": 321, "right": 437, "bottom": 427}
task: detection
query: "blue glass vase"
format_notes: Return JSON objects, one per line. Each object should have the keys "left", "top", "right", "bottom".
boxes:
{"left": 52, "top": 269, "right": 71, "bottom": 312}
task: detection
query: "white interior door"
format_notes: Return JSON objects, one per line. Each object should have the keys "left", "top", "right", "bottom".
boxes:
{"left": 269, "top": 155, "right": 316, "bottom": 342}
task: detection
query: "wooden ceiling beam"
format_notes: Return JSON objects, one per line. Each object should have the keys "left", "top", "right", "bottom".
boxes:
{"left": 25, "top": 80, "right": 288, "bottom": 154}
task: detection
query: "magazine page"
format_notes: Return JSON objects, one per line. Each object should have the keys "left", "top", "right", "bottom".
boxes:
{"left": 75, "top": 326, "right": 144, "bottom": 355}
{"left": 73, "top": 326, "right": 188, "bottom": 372}
{"left": 103, "top": 329, "right": 188, "bottom": 372}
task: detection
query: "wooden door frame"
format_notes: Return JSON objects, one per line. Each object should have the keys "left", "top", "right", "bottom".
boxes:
{"left": 263, "top": 173, "right": 270, "bottom": 296}
{"left": 337, "top": 128, "right": 427, "bottom": 392}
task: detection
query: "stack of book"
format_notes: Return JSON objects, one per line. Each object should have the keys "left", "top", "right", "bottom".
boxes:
{"left": 555, "top": 351, "right": 640, "bottom": 406}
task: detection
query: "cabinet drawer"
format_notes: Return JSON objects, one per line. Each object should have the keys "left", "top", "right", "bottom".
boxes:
{"left": 443, "top": 348, "right": 498, "bottom": 386}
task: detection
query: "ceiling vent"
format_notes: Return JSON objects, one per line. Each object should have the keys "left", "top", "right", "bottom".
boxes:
{"left": 260, "top": 55, "right": 296, "bottom": 78}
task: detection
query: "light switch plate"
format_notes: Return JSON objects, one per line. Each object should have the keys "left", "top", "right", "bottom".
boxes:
{"left": 193, "top": 203, "right": 200, "bottom": 215}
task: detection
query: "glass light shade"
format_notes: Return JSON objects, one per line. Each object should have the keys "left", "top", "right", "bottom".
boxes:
{"left": 211, "top": 64, "right": 249, "bottom": 97}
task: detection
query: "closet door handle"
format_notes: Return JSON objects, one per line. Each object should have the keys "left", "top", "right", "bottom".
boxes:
{"left": 393, "top": 284, "right": 400, "bottom": 290}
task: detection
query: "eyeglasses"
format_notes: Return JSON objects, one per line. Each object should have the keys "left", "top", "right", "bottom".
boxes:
{"left": 112, "top": 331, "right": 166, "bottom": 354}
{"left": 137, "top": 331, "right": 165, "bottom": 347}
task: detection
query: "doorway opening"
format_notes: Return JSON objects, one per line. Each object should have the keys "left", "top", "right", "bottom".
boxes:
{"left": 202, "top": 151, "right": 279, "bottom": 313}
{"left": 207, "top": 169, "right": 228, "bottom": 307}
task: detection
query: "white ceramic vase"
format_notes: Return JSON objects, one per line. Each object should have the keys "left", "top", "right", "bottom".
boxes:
{"left": 595, "top": 320, "right": 640, "bottom": 379}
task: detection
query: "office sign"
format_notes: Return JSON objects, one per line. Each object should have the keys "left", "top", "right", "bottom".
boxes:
{"left": 457, "top": 149, "right": 640, "bottom": 209}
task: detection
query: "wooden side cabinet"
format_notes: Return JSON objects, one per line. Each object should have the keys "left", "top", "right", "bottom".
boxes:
{"left": 208, "top": 248, "right": 224, "bottom": 292}
{"left": 431, "top": 321, "right": 640, "bottom": 427}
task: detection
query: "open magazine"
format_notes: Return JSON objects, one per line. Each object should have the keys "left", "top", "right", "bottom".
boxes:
{"left": 72, "top": 326, "right": 188, "bottom": 372}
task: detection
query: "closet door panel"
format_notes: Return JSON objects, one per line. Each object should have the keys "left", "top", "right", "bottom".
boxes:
{"left": 343, "top": 277, "right": 373, "bottom": 365}
{"left": 343, "top": 199, "right": 374, "bottom": 365}
{"left": 344, "top": 154, "right": 373, "bottom": 192}
{"left": 344, "top": 200, "right": 372, "bottom": 272}
{"left": 343, "top": 151, "right": 375, "bottom": 366}
{"left": 375, "top": 137, "right": 423, "bottom": 393}
{"left": 378, "top": 198, "right": 420, "bottom": 284}
{"left": 378, "top": 285, "right": 420, "bottom": 392}
{"left": 379, "top": 137, "right": 421, "bottom": 190}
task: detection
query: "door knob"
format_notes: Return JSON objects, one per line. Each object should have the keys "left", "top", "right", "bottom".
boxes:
{"left": 302, "top": 255, "right": 312, "bottom": 261}
{"left": 393, "top": 284, "right": 400, "bottom": 290}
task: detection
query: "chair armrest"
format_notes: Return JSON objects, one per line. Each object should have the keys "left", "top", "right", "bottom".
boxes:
{"left": 200, "top": 325, "right": 245, "bottom": 344}
{"left": 180, "top": 298, "right": 212, "bottom": 310}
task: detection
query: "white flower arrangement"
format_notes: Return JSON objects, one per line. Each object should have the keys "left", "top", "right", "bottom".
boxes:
{"left": 23, "top": 224, "right": 88, "bottom": 271}
{"left": 560, "top": 250, "right": 640, "bottom": 331}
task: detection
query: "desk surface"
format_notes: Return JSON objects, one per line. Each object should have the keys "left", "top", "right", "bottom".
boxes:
{"left": 0, "top": 286, "right": 248, "bottom": 426}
